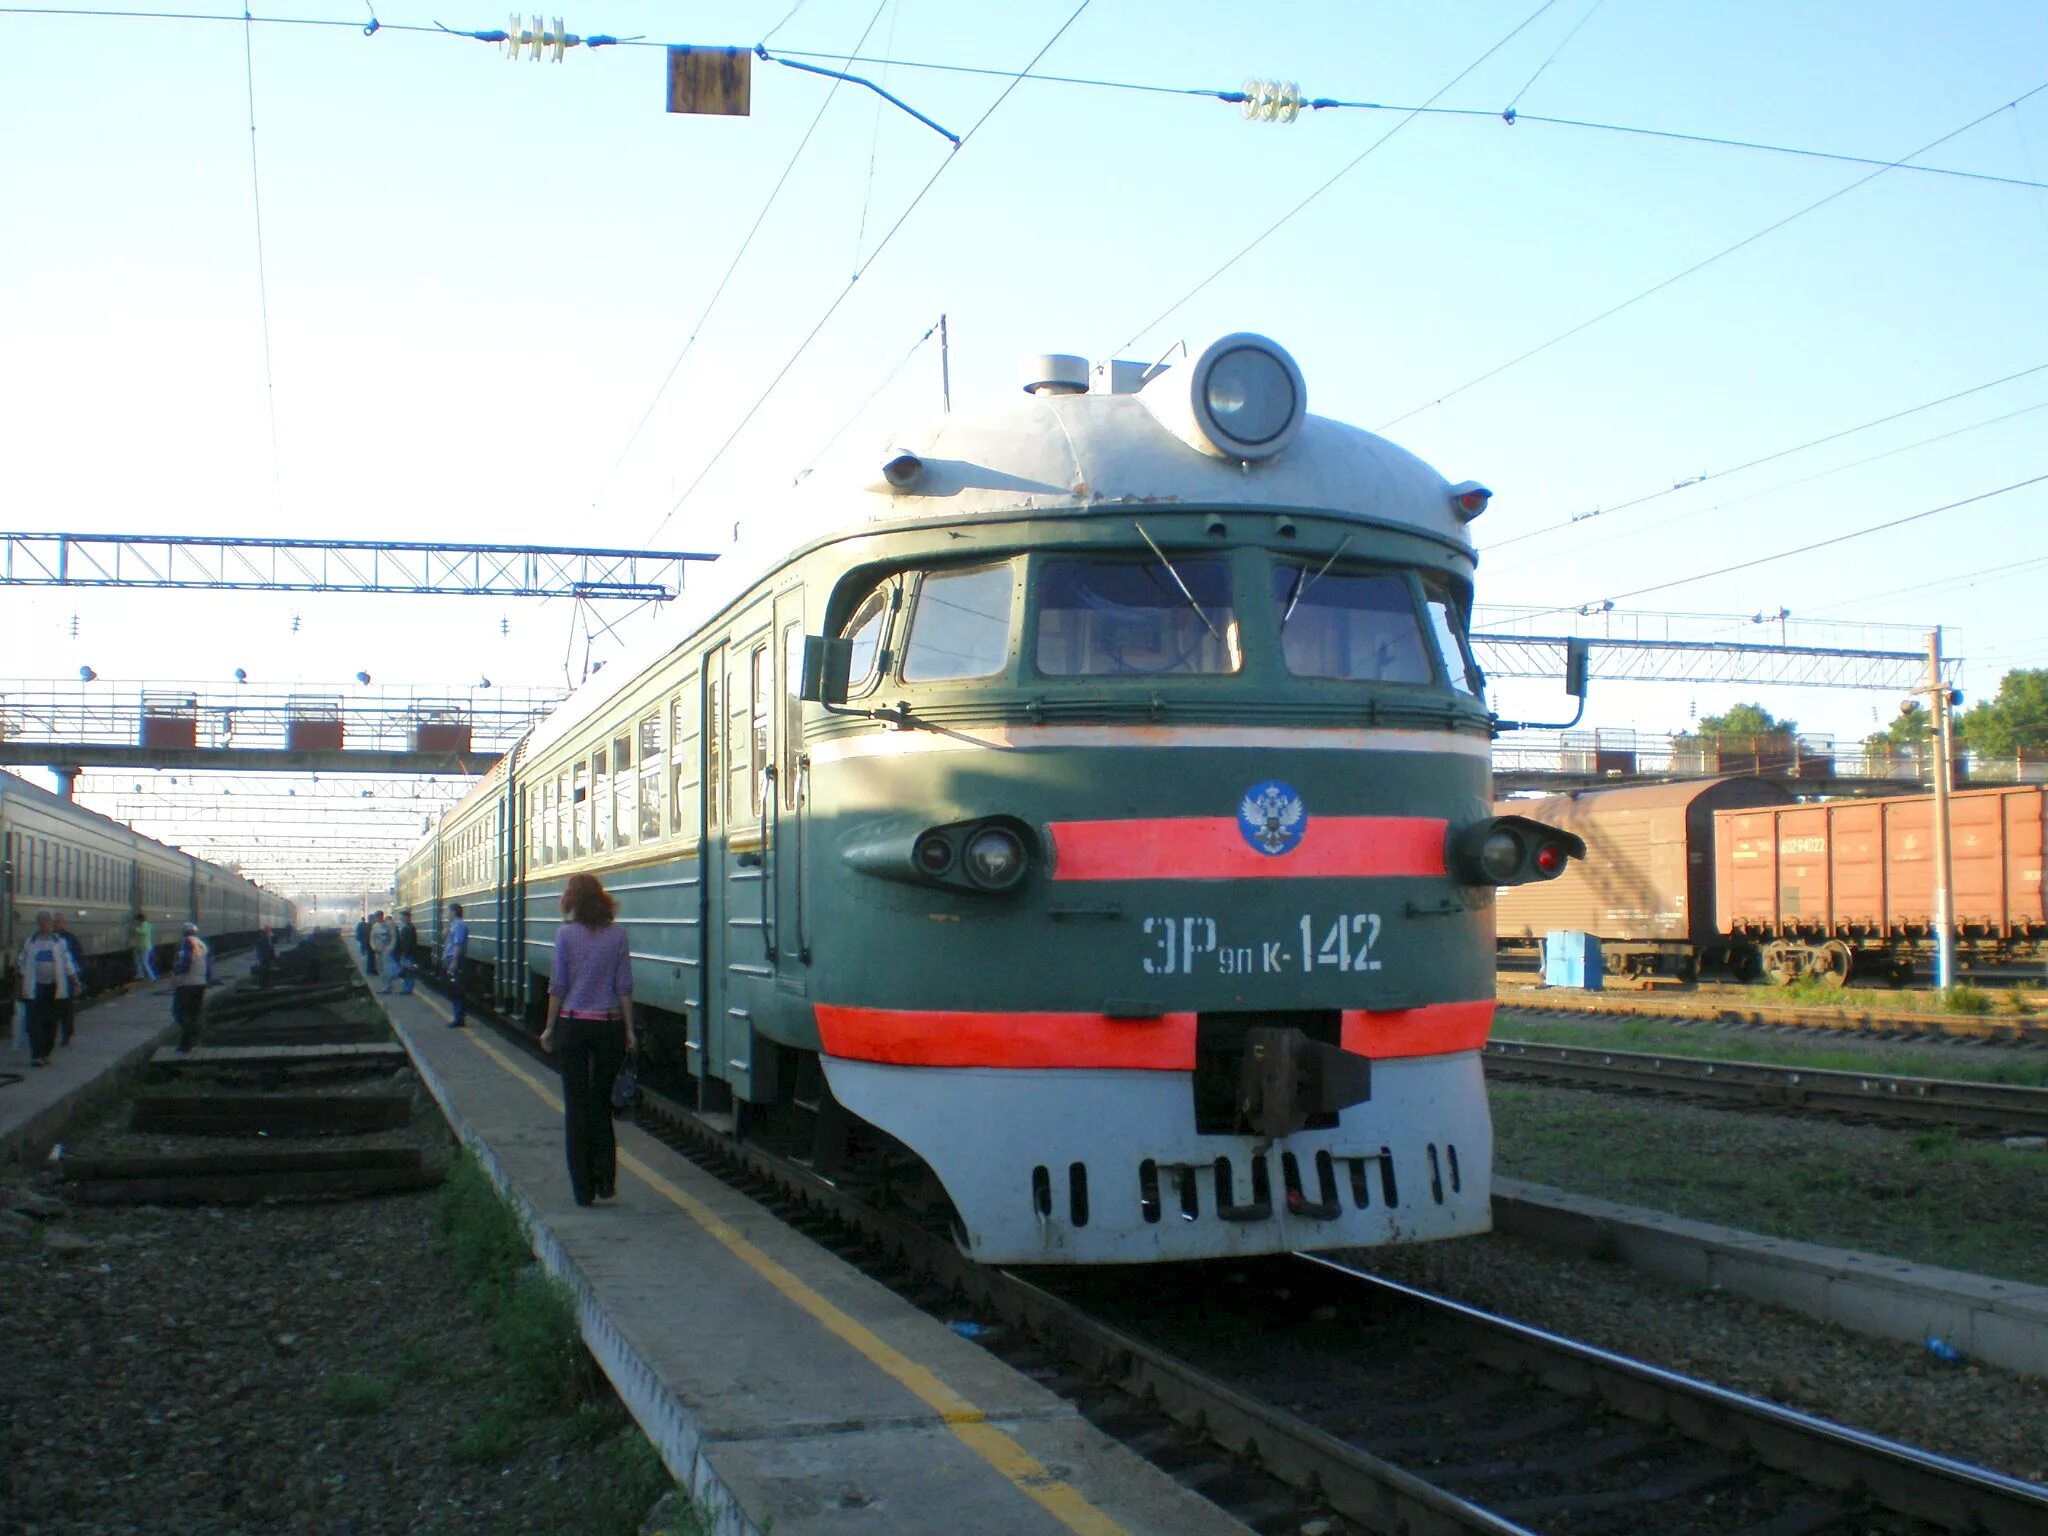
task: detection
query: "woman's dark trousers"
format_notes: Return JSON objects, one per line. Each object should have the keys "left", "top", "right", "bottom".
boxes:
{"left": 557, "top": 1017, "right": 625, "bottom": 1203}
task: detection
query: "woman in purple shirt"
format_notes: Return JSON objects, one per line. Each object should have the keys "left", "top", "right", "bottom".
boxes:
{"left": 540, "top": 873, "right": 637, "bottom": 1205}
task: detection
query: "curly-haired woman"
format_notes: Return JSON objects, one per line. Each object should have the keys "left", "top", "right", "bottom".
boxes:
{"left": 541, "top": 872, "right": 636, "bottom": 1205}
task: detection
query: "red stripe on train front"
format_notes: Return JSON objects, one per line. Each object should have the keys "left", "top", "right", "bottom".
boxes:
{"left": 1045, "top": 816, "right": 1447, "bottom": 881}
{"left": 1342, "top": 999, "right": 1494, "bottom": 1058}
{"left": 815, "top": 1000, "right": 1493, "bottom": 1069}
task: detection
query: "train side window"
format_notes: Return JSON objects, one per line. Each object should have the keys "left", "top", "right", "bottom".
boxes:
{"left": 670, "top": 691, "right": 696, "bottom": 837}
{"left": 705, "top": 660, "right": 724, "bottom": 832}
{"left": 638, "top": 712, "right": 664, "bottom": 842}
{"left": 1271, "top": 564, "right": 1432, "bottom": 684}
{"left": 782, "top": 623, "right": 804, "bottom": 811}
{"left": 902, "top": 562, "right": 1017, "bottom": 682}
{"left": 840, "top": 587, "right": 891, "bottom": 694}
{"left": 612, "top": 733, "right": 634, "bottom": 848}
{"left": 553, "top": 771, "right": 569, "bottom": 862}
{"left": 593, "top": 748, "right": 613, "bottom": 854}
{"left": 572, "top": 762, "right": 590, "bottom": 857}
{"left": 1037, "top": 556, "right": 1238, "bottom": 676}
{"left": 749, "top": 646, "right": 769, "bottom": 820}
{"left": 1422, "top": 579, "right": 1483, "bottom": 696}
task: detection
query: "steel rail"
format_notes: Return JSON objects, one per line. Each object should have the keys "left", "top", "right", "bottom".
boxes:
{"left": 1485, "top": 1038, "right": 2048, "bottom": 1134}
{"left": 455, "top": 1001, "right": 2048, "bottom": 1536}
{"left": 1498, "top": 983, "right": 2048, "bottom": 1043}
{"left": 1304, "top": 1257, "right": 2048, "bottom": 1536}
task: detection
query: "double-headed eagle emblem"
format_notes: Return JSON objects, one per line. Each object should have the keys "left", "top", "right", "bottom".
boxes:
{"left": 1238, "top": 780, "right": 1308, "bottom": 856}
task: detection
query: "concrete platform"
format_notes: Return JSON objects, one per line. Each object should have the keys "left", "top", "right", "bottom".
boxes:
{"left": 378, "top": 989, "right": 1254, "bottom": 1536}
{"left": 3, "top": 957, "right": 258, "bottom": 1164}
{"left": 1496, "top": 1177, "right": 2048, "bottom": 1378}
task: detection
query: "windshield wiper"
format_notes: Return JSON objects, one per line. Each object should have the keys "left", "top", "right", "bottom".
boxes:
{"left": 1134, "top": 522, "right": 1222, "bottom": 642}
{"left": 1280, "top": 534, "right": 1354, "bottom": 631}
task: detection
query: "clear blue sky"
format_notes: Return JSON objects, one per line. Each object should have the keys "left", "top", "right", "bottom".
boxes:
{"left": 2, "top": 0, "right": 2044, "bottom": 753}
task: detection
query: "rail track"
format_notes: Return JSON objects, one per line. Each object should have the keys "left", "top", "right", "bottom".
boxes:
{"left": 1486, "top": 1038, "right": 2048, "bottom": 1137}
{"left": 461, "top": 999, "right": 2048, "bottom": 1536}
{"left": 1498, "top": 983, "right": 2048, "bottom": 1045}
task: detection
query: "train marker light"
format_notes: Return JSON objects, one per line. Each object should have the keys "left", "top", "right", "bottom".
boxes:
{"left": 1453, "top": 815, "right": 1585, "bottom": 887}
{"left": 1448, "top": 481, "right": 1492, "bottom": 521}
{"left": 913, "top": 831, "right": 956, "bottom": 877}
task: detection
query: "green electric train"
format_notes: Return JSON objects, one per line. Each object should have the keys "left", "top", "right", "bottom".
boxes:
{"left": 397, "top": 334, "right": 1577, "bottom": 1263}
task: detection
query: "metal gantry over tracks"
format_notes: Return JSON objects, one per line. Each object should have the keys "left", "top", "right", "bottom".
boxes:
{"left": 0, "top": 533, "right": 716, "bottom": 602}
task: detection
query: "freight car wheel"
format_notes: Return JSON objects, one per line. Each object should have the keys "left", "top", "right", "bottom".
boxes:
{"left": 1820, "top": 940, "right": 1855, "bottom": 988}
{"left": 1762, "top": 942, "right": 1798, "bottom": 986}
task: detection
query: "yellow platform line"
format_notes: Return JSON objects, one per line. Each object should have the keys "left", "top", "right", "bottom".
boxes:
{"left": 413, "top": 994, "right": 1131, "bottom": 1536}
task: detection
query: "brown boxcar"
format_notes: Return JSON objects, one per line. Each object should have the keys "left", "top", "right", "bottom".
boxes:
{"left": 1715, "top": 784, "right": 2047, "bottom": 984}
{"left": 1496, "top": 778, "right": 1793, "bottom": 980}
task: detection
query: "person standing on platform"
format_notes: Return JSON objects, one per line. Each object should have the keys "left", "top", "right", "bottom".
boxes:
{"left": 355, "top": 916, "right": 372, "bottom": 973}
{"left": 539, "top": 874, "right": 635, "bottom": 1206}
{"left": 442, "top": 902, "right": 471, "bottom": 1028}
{"left": 17, "top": 910, "right": 81, "bottom": 1068}
{"left": 368, "top": 911, "right": 397, "bottom": 993}
{"left": 395, "top": 910, "right": 419, "bottom": 994}
{"left": 131, "top": 912, "right": 157, "bottom": 982}
{"left": 171, "top": 922, "right": 211, "bottom": 1053}
{"left": 51, "top": 913, "right": 85, "bottom": 1047}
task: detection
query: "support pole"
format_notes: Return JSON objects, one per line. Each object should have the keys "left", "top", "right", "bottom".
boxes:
{"left": 939, "top": 313, "right": 951, "bottom": 414}
{"left": 1929, "top": 628, "right": 1956, "bottom": 993}
{"left": 52, "top": 766, "right": 79, "bottom": 801}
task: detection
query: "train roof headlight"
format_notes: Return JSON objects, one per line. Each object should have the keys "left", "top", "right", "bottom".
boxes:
{"left": 1141, "top": 332, "right": 1307, "bottom": 463}
{"left": 1202, "top": 346, "right": 1297, "bottom": 448}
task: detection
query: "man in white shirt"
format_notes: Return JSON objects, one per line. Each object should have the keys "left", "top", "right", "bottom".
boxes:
{"left": 16, "top": 910, "right": 81, "bottom": 1067}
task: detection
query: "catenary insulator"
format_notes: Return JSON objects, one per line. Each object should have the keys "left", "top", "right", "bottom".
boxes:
{"left": 1240, "top": 79, "right": 1304, "bottom": 124}
{"left": 503, "top": 15, "right": 576, "bottom": 62}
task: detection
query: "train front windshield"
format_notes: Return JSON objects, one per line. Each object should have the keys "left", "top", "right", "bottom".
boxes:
{"left": 837, "top": 546, "right": 1484, "bottom": 704}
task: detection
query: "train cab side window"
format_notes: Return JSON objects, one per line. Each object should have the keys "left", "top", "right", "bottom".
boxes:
{"left": 901, "top": 562, "right": 1018, "bottom": 682}
{"left": 1271, "top": 564, "right": 1432, "bottom": 684}
{"left": 840, "top": 587, "right": 891, "bottom": 694}
{"left": 1421, "top": 580, "right": 1483, "bottom": 696}
{"left": 1037, "top": 557, "right": 1239, "bottom": 676}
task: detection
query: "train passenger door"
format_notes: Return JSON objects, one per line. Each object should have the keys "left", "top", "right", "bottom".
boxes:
{"left": 772, "top": 588, "right": 809, "bottom": 988}
{"left": 697, "top": 643, "right": 730, "bottom": 1111}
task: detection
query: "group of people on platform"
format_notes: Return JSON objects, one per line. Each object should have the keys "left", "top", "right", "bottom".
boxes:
{"left": 353, "top": 907, "right": 471, "bottom": 1019}
{"left": 13, "top": 911, "right": 216, "bottom": 1064}
{"left": 20, "top": 876, "right": 629, "bottom": 1215}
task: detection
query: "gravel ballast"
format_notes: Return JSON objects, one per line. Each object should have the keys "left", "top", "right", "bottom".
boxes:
{"left": 0, "top": 1163, "right": 675, "bottom": 1536}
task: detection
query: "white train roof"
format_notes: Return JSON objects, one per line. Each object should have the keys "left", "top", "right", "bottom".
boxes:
{"left": 519, "top": 336, "right": 1484, "bottom": 767}
{"left": 831, "top": 395, "right": 1477, "bottom": 550}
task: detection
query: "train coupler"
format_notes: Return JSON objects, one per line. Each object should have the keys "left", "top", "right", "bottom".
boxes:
{"left": 1237, "top": 1026, "right": 1374, "bottom": 1140}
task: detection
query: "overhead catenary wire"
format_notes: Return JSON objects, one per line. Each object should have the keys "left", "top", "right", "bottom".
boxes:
{"left": 239, "top": 7, "right": 282, "bottom": 515}
{"left": 1497, "top": 473, "right": 2048, "bottom": 624}
{"left": 1502, "top": 395, "right": 2048, "bottom": 578}
{"left": 586, "top": 0, "right": 895, "bottom": 512}
{"left": 642, "top": 0, "right": 1095, "bottom": 547}
{"left": 760, "top": 46, "right": 2048, "bottom": 195}
{"left": 13, "top": 8, "right": 2048, "bottom": 195}
{"left": 1379, "top": 80, "right": 2048, "bottom": 432}
{"left": 1483, "top": 359, "right": 2048, "bottom": 554}
{"left": 793, "top": 317, "right": 942, "bottom": 484}
{"left": 1111, "top": 0, "right": 1566, "bottom": 357}
{"left": 1502, "top": 0, "right": 1604, "bottom": 116}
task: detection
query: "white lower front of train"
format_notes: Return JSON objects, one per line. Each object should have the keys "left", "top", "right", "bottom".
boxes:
{"left": 823, "top": 1051, "right": 1492, "bottom": 1264}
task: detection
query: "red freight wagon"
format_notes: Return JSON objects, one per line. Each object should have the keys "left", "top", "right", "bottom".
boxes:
{"left": 1715, "top": 785, "right": 2047, "bottom": 985}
